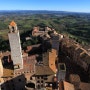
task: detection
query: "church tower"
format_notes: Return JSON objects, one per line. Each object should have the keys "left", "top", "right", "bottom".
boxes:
{"left": 8, "top": 21, "right": 23, "bottom": 69}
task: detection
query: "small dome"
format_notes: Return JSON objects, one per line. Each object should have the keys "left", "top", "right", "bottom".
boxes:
{"left": 10, "top": 21, "right": 17, "bottom": 27}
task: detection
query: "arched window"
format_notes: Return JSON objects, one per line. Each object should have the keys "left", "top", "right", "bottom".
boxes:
{"left": 41, "top": 80, "right": 43, "bottom": 83}
{"left": 37, "top": 81, "right": 40, "bottom": 83}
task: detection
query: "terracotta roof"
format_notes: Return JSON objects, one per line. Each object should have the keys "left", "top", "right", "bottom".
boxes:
{"left": 10, "top": 21, "right": 16, "bottom": 27}
{"left": 63, "top": 81, "right": 75, "bottom": 90}
{"left": 49, "top": 49, "right": 57, "bottom": 73}
{"left": 69, "top": 74, "right": 80, "bottom": 83}
{"left": 43, "top": 52, "right": 49, "bottom": 66}
{"left": 0, "top": 78, "right": 4, "bottom": 83}
{"left": 2, "top": 57, "right": 14, "bottom": 77}
{"left": 26, "top": 46, "right": 32, "bottom": 52}
{"left": 35, "top": 66, "right": 54, "bottom": 75}
{"left": 46, "top": 75, "right": 55, "bottom": 82}
{"left": 79, "top": 82, "right": 90, "bottom": 90}
{"left": 2, "top": 55, "right": 36, "bottom": 77}
{"left": 59, "top": 81, "right": 75, "bottom": 90}
{"left": 14, "top": 55, "right": 36, "bottom": 75}
{"left": 3, "top": 68, "right": 13, "bottom": 77}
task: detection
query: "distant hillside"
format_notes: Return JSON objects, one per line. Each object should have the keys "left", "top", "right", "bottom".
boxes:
{"left": 0, "top": 10, "right": 90, "bottom": 16}
{"left": 0, "top": 10, "right": 90, "bottom": 50}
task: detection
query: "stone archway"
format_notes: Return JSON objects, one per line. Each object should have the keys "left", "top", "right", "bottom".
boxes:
{"left": 25, "top": 82, "right": 35, "bottom": 89}
{"left": 26, "top": 82, "right": 35, "bottom": 88}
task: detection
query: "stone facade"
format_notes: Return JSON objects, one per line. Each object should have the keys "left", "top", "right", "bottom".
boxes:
{"left": 60, "top": 37, "right": 90, "bottom": 71}
{"left": 1, "top": 74, "right": 26, "bottom": 90}
{"left": 0, "top": 59, "right": 3, "bottom": 78}
{"left": 8, "top": 21, "right": 23, "bottom": 69}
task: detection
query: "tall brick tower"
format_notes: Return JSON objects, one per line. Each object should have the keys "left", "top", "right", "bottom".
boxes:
{"left": 8, "top": 21, "right": 23, "bottom": 69}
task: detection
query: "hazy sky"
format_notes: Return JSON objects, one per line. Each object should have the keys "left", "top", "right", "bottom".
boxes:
{"left": 0, "top": 0, "right": 90, "bottom": 12}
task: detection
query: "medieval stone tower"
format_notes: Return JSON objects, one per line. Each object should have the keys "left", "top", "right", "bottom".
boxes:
{"left": 8, "top": 21, "right": 23, "bottom": 69}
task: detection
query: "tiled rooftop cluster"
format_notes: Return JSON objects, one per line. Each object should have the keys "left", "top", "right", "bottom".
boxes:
{"left": 0, "top": 21, "right": 90, "bottom": 90}
{"left": 60, "top": 36, "right": 90, "bottom": 71}
{"left": 0, "top": 22, "right": 60, "bottom": 90}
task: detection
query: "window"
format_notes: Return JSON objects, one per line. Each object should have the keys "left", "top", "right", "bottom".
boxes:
{"left": 44, "top": 76, "right": 47, "bottom": 80}
{"left": 30, "top": 77, "right": 32, "bottom": 80}
{"left": 41, "top": 80, "right": 43, "bottom": 83}
{"left": 37, "top": 76, "right": 40, "bottom": 79}
{"left": 37, "top": 81, "right": 40, "bottom": 83}
{"left": 41, "top": 76, "right": 43, "bottom": 79}
{"left": 60, "top": 64, "right": 65, "bottom": 70}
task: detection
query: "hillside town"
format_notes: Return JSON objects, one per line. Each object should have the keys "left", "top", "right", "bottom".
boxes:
{"left": 0, "top": 21, "right": 90, "bottom": 90}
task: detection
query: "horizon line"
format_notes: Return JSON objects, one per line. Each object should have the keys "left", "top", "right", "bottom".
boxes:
{"left": 0, "top": 10, "right": 90, "bottom": 13}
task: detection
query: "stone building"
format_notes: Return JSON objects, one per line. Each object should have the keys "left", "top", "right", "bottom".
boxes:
{"left": 8, "top": 21, "right": 23, "bottom": 69}
{"left": 32, "top": 26, "right": 47, "bottom": 37}
{"left": 14, "top": 54, "right": 36, "bottom": 82}
{"left": 69, "top": 74, "right": 90, "bottom": 90}
{"left": 0, "top": 22, "right": 37, "bottom": 90}
{"left": 0, "top": 59, "right": 3, "bottom": 78}
{"left": 34, "top": 48, "right": 57, "bottom": 89}
{"left": 49, "top": 49, "right": 57, "bottom": 73}
{"left": 60, "top": 37, "right": 90, "bottom": 71}
{"left": 0, "top": 52, "right": 36, "bottom": 90}
{"left": 1, "top": 74, "right": 26, "bottom": 90}
{"left": 35, "top": 65, "right": 55, "bottom": 89}
{"left": 32, "top": 26, "right": 39, "bottom": 36}
{"left": 50, "top": 34, "right": 60, "bottom": 54}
